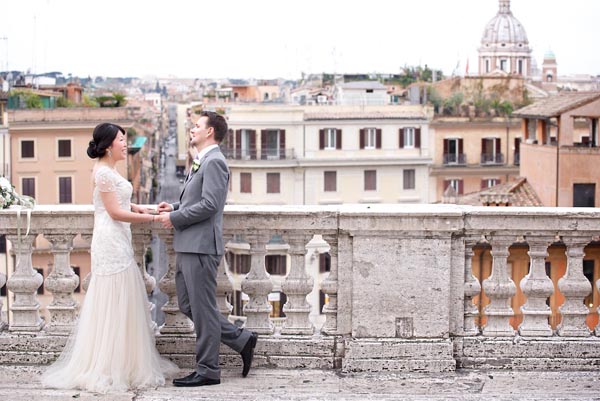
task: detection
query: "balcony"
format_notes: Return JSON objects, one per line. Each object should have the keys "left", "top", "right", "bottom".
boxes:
{"left": 480, "top": 152, "right": 505, "bottom": 165}
{"left": 443, "top": 153, "right": 467, "bottom": 166}
{"left": 514, "top": 152, "right": 520, "bottom": 166}
{"left": 222, "top": 147, "right": 296, "bottom": 160}
{"left": 1, "top": 205, "right": 600, "bottom": 374}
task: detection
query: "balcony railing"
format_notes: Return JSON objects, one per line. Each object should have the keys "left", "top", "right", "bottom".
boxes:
{"left": 443, "top": 153, "right": 467, "bottom": 165}
{"left": 1, "top": 205, "right": 600, "bottom": 373}
{"left": 222, "top": 147, "right": 296, "bottom": 160}
{"left": 480, "top": 152, "right": 505, "bottom": 165}
{"left": 514, "top": 152, "right": 520, "bottom": 165}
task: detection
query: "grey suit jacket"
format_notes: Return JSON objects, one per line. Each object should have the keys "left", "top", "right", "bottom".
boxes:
{"left": 170, "top": 147, "right": 229, "bottom": 255}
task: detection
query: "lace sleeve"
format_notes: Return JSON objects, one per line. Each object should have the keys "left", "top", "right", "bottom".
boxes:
{"left": 95, "top": 167, "right": 117, "bottom": 192}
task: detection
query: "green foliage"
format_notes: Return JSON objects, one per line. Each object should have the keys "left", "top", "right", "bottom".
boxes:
{"left": 56, "top": 96, "right": 73, "bottom": 108}
{"left": 82, "top": 94, "right": 99, "bottom": 107}
{"left": 442, "top": 92, "right": 464, "bottom": 115}
{"left": 113, "top": 93, "right": 127, "bottom": 107}
{"left": 24, "top": 93, "right": 43, "bottom": 109}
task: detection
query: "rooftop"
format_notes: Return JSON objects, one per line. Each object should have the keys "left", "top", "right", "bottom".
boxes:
{"left": 513, "top": 92, "right": 600, "bottom": 118}
{"left": 445, "top": 177, "right": 543, "bottom": 207}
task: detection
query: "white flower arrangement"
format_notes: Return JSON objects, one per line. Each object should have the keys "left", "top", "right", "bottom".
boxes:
{"left": 0, "top": 176, "right": 35, "bottom": 209}
{"left": 191, "top": 158, "right": 201, "bottom": 173}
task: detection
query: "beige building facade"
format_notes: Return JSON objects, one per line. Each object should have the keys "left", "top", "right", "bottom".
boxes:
{"left": 222, "top": 104, "right": 433, "bottom": 206}
{"left": 429, "top": 117, "right": 521, "bottom": 201}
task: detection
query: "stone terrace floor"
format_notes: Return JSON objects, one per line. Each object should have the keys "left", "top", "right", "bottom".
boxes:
{"left": 1, "top": 366, "right": 600, "bottom": 401}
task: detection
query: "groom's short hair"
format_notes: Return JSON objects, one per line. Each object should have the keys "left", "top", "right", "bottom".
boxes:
{"left": 201, "top": 111, "right": 228, "bottom": 143}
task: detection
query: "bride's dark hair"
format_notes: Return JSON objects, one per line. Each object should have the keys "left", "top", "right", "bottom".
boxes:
{"left": 87, "top": 123, "right": 126, "bottom": 159}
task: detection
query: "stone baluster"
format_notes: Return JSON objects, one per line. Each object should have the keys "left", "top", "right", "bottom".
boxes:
{"left": 158, "top": 230, "right": 194, "bottom": 334}
{"left": 0, "top": 268, "right": 6, "bottom": 331}
{"left": 44, "top": 233, "right": 80, "bottom": 333}
{"left": 482, "top": 238, "right": 516, "bottom": 336}
{"left": 6, "top": 234, "right": 44, "bottom": 331}
{"left": 216, "top": 253, "right": 234, "bottom": 318}
{"left": 320, "top": 236, "right": 339, "bottom": 335}
{"left": 519, "top": 238, "right": 554, "bottom": 336}
{"left": 557, "top": 237, "right": 592, "bottom": 336}
{"left": 241, "top": 234, "right": 273, "bottom": 334}
{"left": 282, "top": 234, "right": 314, "bottom": 335}
{"left": 80, "top": 234, "right": 93, "bottom": 292}
{"left": 132, "top": 227, "right": 157, "bottom": 332}
{"left": 463, "top": 240, "right": 481, "bottom": 335}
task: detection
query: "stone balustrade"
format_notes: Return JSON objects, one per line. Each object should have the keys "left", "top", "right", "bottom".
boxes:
{"left": 1, "top": 204, "right": 600, "bottom": 372}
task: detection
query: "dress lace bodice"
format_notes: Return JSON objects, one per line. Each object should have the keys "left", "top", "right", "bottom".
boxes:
{"left": 91, "top": 166, "right": 135, "bottom": 276}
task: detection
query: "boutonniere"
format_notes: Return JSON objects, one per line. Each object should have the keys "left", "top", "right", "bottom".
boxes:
{"left": 191, "top": 158, "right": 201, "bottom": 172}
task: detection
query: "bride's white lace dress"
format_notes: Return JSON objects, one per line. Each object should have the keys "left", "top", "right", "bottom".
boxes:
{"left": 42, "top": 166, "right": 178, "bottom": 393}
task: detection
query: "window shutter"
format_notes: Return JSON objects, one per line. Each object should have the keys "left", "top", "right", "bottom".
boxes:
{"left": 359, "top": 129, "right": 365, "bottom": 149}
{"left": 235, "top": 129, "right": 242, "bottom": 158}
{"left": 399, "top": 128, "right": 405, "bottom": 148}
{"left": 458, "top": 138, "right": 464, "bottom": 154}
{"left": 514, "top": 137, "right": 521, "bottom": 153}
{"left": 249, "top": 130, "right": 256, "bottom": 159}
{"left": 261, "top": 130, "right": 268, "bottom": 160}
{"left": 319, "top": 129, "right": 325, "bottom": 150}
{"left": 376, "top": 129, "right": 382, "bottom": 149}
{"left": 443, "top": 139, "right": 449, "bottom": 154}
{"left": 481, "top": 138, "right": 486, "bottom": 153}
{"left": 415, "top": 128, "right": 421, "bottom": 148}
{"left": 458, "top": 180, "right": 464, "bottom": 195}
{"left": 495, "top": 138, "right": 501, "bottom": 154}
{"left": 443, "top": 180, "right": 450, "bottom": 191}
{"left": 279, "top": 129, "right": 286, "bottom": 159}
{"left": 336, "top": 129, "right": 342, "bottom": 149}
{"left": 481, "top": 179, "right": 487, "bottom": 189}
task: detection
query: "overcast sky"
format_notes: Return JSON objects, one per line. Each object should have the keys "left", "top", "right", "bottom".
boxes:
{"left": 2, "top": 0, "right": 599, "bottom": 79}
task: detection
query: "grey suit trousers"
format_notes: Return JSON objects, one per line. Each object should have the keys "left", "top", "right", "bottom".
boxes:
{"left": 176, "top": 252, "right": 251, "bottom": 379}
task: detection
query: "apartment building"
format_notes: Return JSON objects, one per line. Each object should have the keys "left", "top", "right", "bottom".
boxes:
{"left": 223, "top": 104, "right": 433, "bottom": 205}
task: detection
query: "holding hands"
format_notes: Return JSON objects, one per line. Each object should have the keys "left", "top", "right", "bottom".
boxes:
{"left": 156, "top": 201, "right": 174, "bottom": 229}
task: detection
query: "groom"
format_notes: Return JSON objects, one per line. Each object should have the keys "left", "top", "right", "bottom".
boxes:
{"left": 156, "top": 111, "right": 257, "bottom": 387}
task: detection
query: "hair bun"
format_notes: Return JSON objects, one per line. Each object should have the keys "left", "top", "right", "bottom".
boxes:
{"left": 87, "top": 140, "right": 99, "bottom": 159}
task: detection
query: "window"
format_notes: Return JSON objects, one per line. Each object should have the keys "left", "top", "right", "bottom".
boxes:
{"left": 21, "top": 177, "right": 35, "bottom": 198}
{"left": 399, "top": 128, "right": 420, "bottom": 149}
{"left": 364, "top": 170, "right": 376, "bottom": 191}
{"left": 518, "top": 59, "right": 524, "bottom": 75}
{"left": 320, "top": 128, "right": 341, "bottom": 150}
{"left": 240, "top": 173, "right": 252, "bottom": 193}
{"left": 227, "top": 252, "right": 251, "bottom": 275}
{"left": 59, "top": 177, "right": 72, "bottom": 203}
{"left": 482, "top": 178, "right": 499, "bottom": 189}
{"left": 21, "top": 140, "right": 34, "bottom": 158}
{"left": 573, "top": 184, "right": 595, "bottom": 207}
{"left": 236, "top": 129, "right": 256, "bottom": 159}
{"left": 443, "top": 138, "right": 464, "bottom": 164}
{"left": 481, "top": 138, "right": 501, "bottom": 164}
{"left": 324, "top": 171, "right": 337, "bottom": 192}
{"left": 57, "top": 139, "right": 72, "bottom": 158}
{"left": 266, "top": 255, "right": 287, "bottom": 275}
{"left": 361, "top": 128, "right": 378, "bottom": 149}
{"left": 500, "top": 59, "right": 508, "bottom": 72}
{"left": 403, "top": 169, "right": 415, "bottom": 190}
{"left": 261, "top": 129, "right": 283, "bottom": 159}
{"left": 445, "top": 179, "right": 464, "bottom": 195}
{"left": 266, "top": 172, "right": 280, "bottom": 194}
{"left": 485, "top": 59, "right": 490, "bottom": 73}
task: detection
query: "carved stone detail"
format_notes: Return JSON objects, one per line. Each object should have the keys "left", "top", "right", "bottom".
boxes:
{"left": 282, "top": 234, "right": 314, "bottom": 335}
{"left": 241, "top": 234, "right": 273, "bottom": 334}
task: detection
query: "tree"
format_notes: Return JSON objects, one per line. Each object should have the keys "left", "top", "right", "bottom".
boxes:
{"left": 24, "top": 93, "right": 43, "bottom": 109}
{"left": 113, "top": 93, "right": 127, "bottom": 107}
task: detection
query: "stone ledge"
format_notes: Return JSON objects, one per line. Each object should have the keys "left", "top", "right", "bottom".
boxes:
{"left": 342, "top": 338, "right": 455, "bottom": 373}
{"left": 455, "top": 336, "right": 600, "bottom": 370}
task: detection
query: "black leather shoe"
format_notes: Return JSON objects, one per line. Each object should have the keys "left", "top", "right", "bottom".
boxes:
{"left": 241, "top": 332, "right": 258, "bottom": 377}
{"left": 173, "top": 372, "right": 220, "bottom": 387}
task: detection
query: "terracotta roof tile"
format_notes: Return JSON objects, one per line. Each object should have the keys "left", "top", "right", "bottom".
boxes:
{"left": 513, "top": 92, "right": 600, "bottom": 118}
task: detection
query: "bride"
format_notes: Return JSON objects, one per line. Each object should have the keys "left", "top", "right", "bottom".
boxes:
{"left": 42, "top": 122, "right": 178, "bottom": 393}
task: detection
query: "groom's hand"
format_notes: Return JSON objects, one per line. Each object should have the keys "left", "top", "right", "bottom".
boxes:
{"left": 157, "top": 201, "right": 173, "bottom": 213}
{"left": 156, "top": 212, "right": 174, "bottom": 229}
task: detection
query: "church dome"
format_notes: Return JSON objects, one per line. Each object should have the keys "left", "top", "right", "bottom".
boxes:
{"left": 481, "top": 0, "right": 529, "bottom": 47}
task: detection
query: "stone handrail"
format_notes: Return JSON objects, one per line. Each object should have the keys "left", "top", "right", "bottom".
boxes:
{"left": 1, "top": 204, "right": 600, "bottom": 372}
